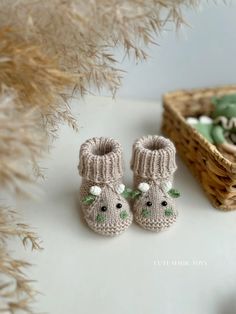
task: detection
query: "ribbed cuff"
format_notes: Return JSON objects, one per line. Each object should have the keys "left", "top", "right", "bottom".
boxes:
{"left": 79, "top": 137, "right": 123, "bottom": 183}
{"left": 131, "top": 135, "right": 177, "bottom": 180}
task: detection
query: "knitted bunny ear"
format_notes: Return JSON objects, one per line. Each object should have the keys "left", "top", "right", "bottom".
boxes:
{"left": 138, "top": 182, "right": 150, "bottom": 193}
{"left": 161, "top": 181, "right": 180, "bottom": 198}
{"left": 89, "top": 186, "right": 102, "bottom": 196}
{"left": 83, "top": 186, "right": 101, "bottom": 205}
{"left": 116, "top": 183, "right": 125, "bottom": 194}
{"left": 161, "top": 181, "right": 172, "bottom": 192}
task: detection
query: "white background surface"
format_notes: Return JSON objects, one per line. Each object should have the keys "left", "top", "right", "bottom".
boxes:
{"left": 11, "top": 97, "right": 236, "bottom": 314}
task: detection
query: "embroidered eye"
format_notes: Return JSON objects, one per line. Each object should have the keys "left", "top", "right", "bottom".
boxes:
{"left": 101, "top": 206, "right": 107, "bottom": 212}
{"left": 116, "top": 203, "right": 122, "bottom": 209}
{"left": 161, "top": 201, "right": 167, "bottom": 207}
{"left": 146, "top": 201, "right": 152, "bottom": 207}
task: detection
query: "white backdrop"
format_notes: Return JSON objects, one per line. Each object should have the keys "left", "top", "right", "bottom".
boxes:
{"left": 113, "top": 1, "right": 236, "bottom": 100}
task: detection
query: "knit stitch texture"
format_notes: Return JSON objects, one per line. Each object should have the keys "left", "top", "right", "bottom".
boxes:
{"left": 131, "top": 135, "right": 178, "bottom": 232}
{"left": 79, "top": 137, "right": 133, "bottom": 236}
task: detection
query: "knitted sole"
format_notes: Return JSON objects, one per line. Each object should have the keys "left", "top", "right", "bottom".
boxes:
{"left": 86, "top": 215, "right": 133, "bottom": 236}
{"left": 134, "top": 215, "right": 177, "bottom": 232}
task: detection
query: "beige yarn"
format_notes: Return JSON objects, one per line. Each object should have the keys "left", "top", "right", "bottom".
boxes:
{"left": 79, "top": 137, "right": 132, "bottom": 236}
{"left": 79, "top": 137, "right": 123, "bottom": 183}
{"left": 131, "top": 135, "right": 177, "bottom": 180}
{"left": 131, "top": 135, "right": 178, "bottom": 232}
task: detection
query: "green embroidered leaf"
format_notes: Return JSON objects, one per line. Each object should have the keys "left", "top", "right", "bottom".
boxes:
{"left": 96, "top": 213, "right": 106, "bottom": 223}
{"left": 168, "top": 188, "right": 180, "bottom": 198}
{"left": 120, "top": 210, "right": 128, "bottom": 220}
{"left": 130, "top": 190, "right": 142, "bottom": 199}
{"left": 122, "top": 188, "right": 133, "bottom": 199}
{"left": 141, "top": 209, "right": 151, "bottom": 218}
{"left": 122, "top": 188, "right": 141, "bottom": 199}
{"left": 82, "top": 194, "right": 96, "bottom": 205}
{"left": 165, "top": 208, "right": 173, "bottom": 217}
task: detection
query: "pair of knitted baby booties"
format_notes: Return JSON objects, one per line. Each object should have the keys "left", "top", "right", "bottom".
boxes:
{"left": 78, "top": 135, "right": 179, "bottom": 236}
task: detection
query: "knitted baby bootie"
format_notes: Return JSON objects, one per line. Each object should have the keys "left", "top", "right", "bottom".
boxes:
{"left": 78, "top": 137, "right": 133, "bottom": 236}
{"left": 130, "top": 135, "right": 180, "bottom": 232}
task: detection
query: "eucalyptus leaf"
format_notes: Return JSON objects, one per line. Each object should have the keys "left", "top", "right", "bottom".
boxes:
{"left": 212, "top": 94, "right": 236, "bottom": 106}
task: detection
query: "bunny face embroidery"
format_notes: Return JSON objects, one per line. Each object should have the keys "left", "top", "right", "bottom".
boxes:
{"left": 81, "top": 183, "right": 133, "bottom": 236}
{"left": 132, "top": 181, "right": 179, "bottom": 232}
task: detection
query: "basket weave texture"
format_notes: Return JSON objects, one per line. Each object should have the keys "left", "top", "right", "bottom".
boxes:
{"left": 162, "top": 86, "right": 236, "bottom": 211}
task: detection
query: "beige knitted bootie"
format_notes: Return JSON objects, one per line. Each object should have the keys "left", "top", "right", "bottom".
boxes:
{"left": 131, "top": 135, "right": 180, "bottom": 232}
{"left": 78, "top": 137, "right": 133, "bottom": 236}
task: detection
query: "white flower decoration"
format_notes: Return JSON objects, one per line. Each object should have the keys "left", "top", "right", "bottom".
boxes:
{"left": 161, "top": 181, "right": 172, "bottom": 192}
{"left": 89, "top": 186, "right": 102, "bottom": 196}
{"left": 138, "top": 182, "right": 150, "bottom": 193}
{"left": 186, "top": 117, "right": 198, "bottom": 125}
{"left": 199, "top": 115, "right": 213, "bottom": 124}
{"left": 116, "top": 183, "right": 125, "bottom": 194}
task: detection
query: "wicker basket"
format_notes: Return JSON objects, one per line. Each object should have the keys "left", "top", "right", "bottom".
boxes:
{"left": 162, "top": 85, "right": 236, "bottom": 211}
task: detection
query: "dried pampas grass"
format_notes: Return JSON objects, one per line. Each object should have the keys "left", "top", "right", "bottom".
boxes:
{"left": 0, "top": 0, "right": 199, "bottom": 96}
{"left": 0, "top": 30, "right": 71, "bottom": 108}
{"left": 0, "top": 30, "right": 74, "bottom": 313}
{"left": 0, "top": 89, "right": 45, "bottom": 193}
{"left": 0, "top": 206, "right": 41, "bottom": 313}
{"left": 0, "top": 29, "right": 78, "bottom": 135}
